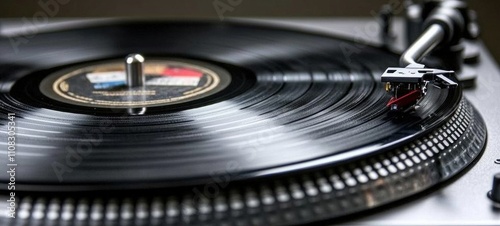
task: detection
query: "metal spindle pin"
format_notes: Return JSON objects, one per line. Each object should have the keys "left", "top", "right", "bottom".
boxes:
{"left": 125, "top": 54, "right": 145, "bottom": 87}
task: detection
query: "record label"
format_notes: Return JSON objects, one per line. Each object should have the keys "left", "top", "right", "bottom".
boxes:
{"left": 39, "top": 58, "right": 231, "bottom": 108}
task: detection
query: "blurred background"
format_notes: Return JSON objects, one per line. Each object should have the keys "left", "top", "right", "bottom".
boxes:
{"left": 1, "top": 0, "right": 499, "bottom": 64}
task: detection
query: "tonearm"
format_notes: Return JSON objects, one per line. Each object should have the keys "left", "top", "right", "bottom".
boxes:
{"left": 381, "top": 0, "right": 476, "bottom": 111}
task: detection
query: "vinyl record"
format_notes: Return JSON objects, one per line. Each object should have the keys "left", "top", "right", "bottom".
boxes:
{"left": 0, "top": 21, "right": 487, "bottom": 225}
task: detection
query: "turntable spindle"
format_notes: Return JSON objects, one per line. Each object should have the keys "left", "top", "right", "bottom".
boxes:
{"left": 125, "top": 53, "right": 145, "bottom": 87}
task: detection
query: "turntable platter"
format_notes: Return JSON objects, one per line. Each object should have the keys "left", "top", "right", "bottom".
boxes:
{"left": 0, "top": 21, "right": 487, "bottom": 224}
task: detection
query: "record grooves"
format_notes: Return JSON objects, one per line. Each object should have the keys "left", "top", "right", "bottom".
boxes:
{"left": 0, "top": 21, "right": 487, "bottom": 225}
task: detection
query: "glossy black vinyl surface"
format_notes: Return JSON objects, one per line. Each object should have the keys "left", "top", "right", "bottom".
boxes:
{"left": 0, "top": 21, "right": 468, "bottom": 191}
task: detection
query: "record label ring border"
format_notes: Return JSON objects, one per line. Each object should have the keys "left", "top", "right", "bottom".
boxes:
{"left": 39, "top": 58, "right": 232, "bottom": 108}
